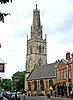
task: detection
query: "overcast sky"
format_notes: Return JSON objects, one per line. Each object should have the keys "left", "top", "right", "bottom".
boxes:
{"left": 0, "top": 0, "right": 73, "bottom": 79}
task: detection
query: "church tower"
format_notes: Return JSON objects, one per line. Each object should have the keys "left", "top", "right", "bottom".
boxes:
{"left": 25, "top": 4, "right": 47, "bottom": 91}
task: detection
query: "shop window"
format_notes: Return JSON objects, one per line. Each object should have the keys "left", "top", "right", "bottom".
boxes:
{"left": 64, "top": 70, "right": 67, "bottom": 79}
{"left": 61, "top": 71, "right": 64, "bottom": 79}
{"left": 69, "top": 70, "right": 71, "bottom": 78}
{"left": 57, "top": 71, "right": 60, "bottom": 80}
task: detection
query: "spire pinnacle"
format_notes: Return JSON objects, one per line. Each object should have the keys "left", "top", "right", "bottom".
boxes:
{"left": 36, "top": 1, "right": 37, "bottom": 10}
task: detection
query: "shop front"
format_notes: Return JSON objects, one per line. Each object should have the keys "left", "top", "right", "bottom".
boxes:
{"left": 55, "top": 79, "right": 72, "bottom": 97}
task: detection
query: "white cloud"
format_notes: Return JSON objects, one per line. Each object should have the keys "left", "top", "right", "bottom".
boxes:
{"left": 0, "top": 0, "right": 73, "bottom": 78}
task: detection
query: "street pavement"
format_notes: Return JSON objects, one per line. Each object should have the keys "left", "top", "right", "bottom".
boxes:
{"left": 21, "top": 96, "right": 51, "bottom": 100}
{"left": 3, "top": 96, "right": 51, "bottom": 100}
{"left": 3, "top": 97, "right": 8, "bottom": 100}
{"left": 24, "top": 96, "right": 73, "bottom": 100}
{"left": 51, "top": 96, "right": 73, "bottom": 100}
{"left": 23, "top": 96, "right": 73, "bottom": 100}
{"left": 3, "top": 95, "right": 73, "bottom": 100}
{"left": 19, "top": 95, "right": 73, "bottom": 100}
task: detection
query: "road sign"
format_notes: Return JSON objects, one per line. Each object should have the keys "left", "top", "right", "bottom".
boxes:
{"left": 13, "top": 77, "right": 20, "bottom": 83}
{"left": 0, "top": 63, "right": 4, "bottom": 72}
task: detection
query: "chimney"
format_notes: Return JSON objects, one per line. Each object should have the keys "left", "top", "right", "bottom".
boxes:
{"left": 66, "top": 52, "right": 70, "bottom": 60}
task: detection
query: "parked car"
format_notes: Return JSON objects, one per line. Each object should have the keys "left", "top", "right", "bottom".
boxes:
{"left": 2, "top": 92, "right": 12, "bottom": 99}
{"left": 10, "top": 93, "right": 20, "bottom": 100}
{"left": 2, "top": 92, "right": 20, "bottom": 100}
{"left": 0, "top": 92, "right": 3, "bottom": 100}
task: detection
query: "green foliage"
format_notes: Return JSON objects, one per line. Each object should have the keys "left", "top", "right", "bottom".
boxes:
{"left": 0, "top": 0, "right": 13, "bottom": 23}
{"left": 0, "top": 78, "right": 12, "bottom": 91}
{"left": 0, "top": 0, "right": 13, "bottom": 4}
{"left": 0, "top": 12, "right": 11, "bottom": 23}
{"left": 0, "top": 71, "right": 25, "bottom": 92}
{"left": 12, "top": 71, "right": 25, "bottom": 91}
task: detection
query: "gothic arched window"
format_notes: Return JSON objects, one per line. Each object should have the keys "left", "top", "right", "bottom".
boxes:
{"left": 39, "top": 45, "right": 41, "bottom": 53}
{"left": 38, "top": 58, "right": 42, "bottom": 66}
{"left": 37, "top": 45, "right": 38, "bottom": 50}
{"left": 40, "top": 80, "right": 44, "bottom": 91}
{"left": 30, "top": 46, "right": 32, "bottom": 54}
{"left": 42, "top": 46, "right": 44, "bottom": 53}
{"left": 29, "top": 58, "right": 32, "bottom": 66}
{"left": 28, "top": 82, "right": 31, "bottom": 91}
{"left": 34, "top": 81, "right": 37, "bottom": 91}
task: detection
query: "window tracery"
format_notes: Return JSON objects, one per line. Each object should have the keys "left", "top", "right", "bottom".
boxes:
{"left": 40, "top": 80, "right": 44, "bottom": 91}
{"left": 28, "top": 82, "right": 31, "bottom": 91}
{"left": 34, "top": 81, "right": 37, "bottom": 91}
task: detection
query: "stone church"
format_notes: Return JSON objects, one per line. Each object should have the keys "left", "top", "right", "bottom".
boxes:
{"left": 25, "top": 4, "right": 56, "bottom": 96}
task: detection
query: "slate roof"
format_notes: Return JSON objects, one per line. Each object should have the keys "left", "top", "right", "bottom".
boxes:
{"left": 27, "top": 62, "right": 56, "bottom": 81}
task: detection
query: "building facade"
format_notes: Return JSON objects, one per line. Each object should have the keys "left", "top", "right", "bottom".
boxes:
{"left": 25, "top": 4, "right": 47, "bottom": 92}
{"left": 24, "top": 4, "right": 73, "bottom": 97}
{"left": 55, "top": 52, "right": 73, "bottom": 96}
{"left": 27, "top": 63, "right": 56, "bottom": 96}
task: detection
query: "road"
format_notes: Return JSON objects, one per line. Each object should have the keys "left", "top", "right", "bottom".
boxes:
{"left": 3, "top": 95, "right": 51, "bottom": 100}
{"left": 3, "top": 97, "right": 8, "bottom": 100}
{"left": 20, "top": 95, "right": 52, "bottom": 100}
{"left": 4, "top": 95, "right": 72, "bottom": 100}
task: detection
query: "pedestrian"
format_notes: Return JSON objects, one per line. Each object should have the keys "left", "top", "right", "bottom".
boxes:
{"left": 56, "top": 91, "right": 58, "bottom": 97}
{"left": 54, "top": 91, "right": 56, "bottom": 97}
{"left": 15, "top": 93, "right": 17, "bottom": 99}
{"left": 23, "top": 93, "right": 25, "bottom": 100}
{"left": 70, "top": 90, "right": 72, "bottom": 97}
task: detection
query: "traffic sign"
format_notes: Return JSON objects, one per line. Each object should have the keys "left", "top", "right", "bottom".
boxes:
{"left": 0, "top": 63, "right": 4, "bottom": 72}
{"left": 13, "top": 76, "right": 20, "bottom": 83}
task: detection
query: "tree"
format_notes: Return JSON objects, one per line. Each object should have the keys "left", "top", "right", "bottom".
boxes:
{"left": 0, "top": 12, "right": 11, "bottom": 23}
{"left": 12, "top": 71, "right": 25, "bottom": 91}
{"left": 1, "top": 78, "right": 12, "bottom": 91}
{"left": 0, "top": 0, "right": 13, "bottom": 4}
{"left": 0, "top": 0, "right": 14, "bottom": 23}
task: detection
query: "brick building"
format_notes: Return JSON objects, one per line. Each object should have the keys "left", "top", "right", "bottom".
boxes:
{"left": 55, "top": 52, "right": 73, "bottom": 96}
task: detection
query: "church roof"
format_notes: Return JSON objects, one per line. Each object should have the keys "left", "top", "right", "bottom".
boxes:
{"left": 27, "top": 62, "right": 56, "bottom": 81}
